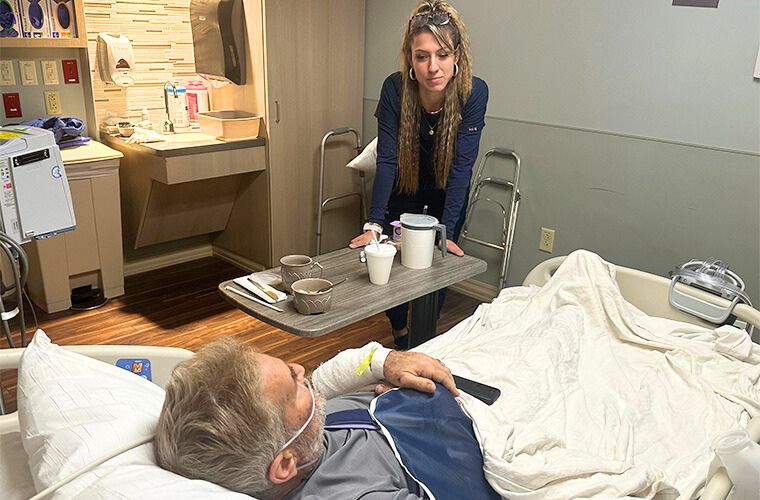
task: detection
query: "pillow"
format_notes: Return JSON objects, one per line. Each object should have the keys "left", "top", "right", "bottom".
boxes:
{"left": 346, "top": 136, "right": 377, "bottom": 173}
{"left": 17, "top": 330, "right": 252, "bottom": 499}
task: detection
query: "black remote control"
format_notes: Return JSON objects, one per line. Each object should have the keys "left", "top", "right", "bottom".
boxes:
{"left": 452, "top": 374, "right": 501, "bottom": 405}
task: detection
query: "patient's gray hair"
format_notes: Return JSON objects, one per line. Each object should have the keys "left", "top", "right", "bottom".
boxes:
{"left": 154, "top": 338, "right": 290, "bottom": 497}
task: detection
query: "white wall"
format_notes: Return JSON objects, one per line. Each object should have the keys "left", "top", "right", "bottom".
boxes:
{"left": 363, "top": 0, "right": 760, "bottom": 302}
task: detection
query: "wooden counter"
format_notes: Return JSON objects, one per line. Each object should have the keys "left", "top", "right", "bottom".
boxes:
{"left": 100, "top": 132, "right": 266, "bottom": 158}
{"left": 101, "top": 133, "right": 267, "bottom": 250}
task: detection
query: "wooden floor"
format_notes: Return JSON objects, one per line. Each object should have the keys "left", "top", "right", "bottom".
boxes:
{"left": 1, "top": 257, "right": 481, "bottom": 413}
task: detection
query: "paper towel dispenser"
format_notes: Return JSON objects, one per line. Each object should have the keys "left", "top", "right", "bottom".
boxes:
{"left": 190, "top": 0, "right": 246, "bottom": 85}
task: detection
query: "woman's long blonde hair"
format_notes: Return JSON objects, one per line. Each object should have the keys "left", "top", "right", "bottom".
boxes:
{"left": 397, "top": 0, "right": 473, "bottom": 194}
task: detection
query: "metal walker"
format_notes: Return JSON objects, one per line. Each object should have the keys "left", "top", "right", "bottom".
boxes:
{"left": 459, "top": 148, "right": 522, "bottom": 290}
{"left": 316, "top": 127, "right": 367, "bottom": 255}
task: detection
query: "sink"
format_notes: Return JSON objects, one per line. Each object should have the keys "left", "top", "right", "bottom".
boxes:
{"left": 157, "top": 132, "right": 216, "bottom": 143}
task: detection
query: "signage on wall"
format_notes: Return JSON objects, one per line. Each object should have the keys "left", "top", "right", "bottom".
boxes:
{"left": 672, "top": 0, "right": 719, "bottom": 7}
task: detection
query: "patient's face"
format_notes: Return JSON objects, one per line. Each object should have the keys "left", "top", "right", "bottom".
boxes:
{"left": 258, "top": 355, "right": 313, "bottom": 428}
{"left": 258, "top": 354, "right": 325, "bottom": 460}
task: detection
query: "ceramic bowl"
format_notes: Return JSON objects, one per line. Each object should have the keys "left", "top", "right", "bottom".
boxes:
{"left": 291, "top": 278, "right": 333, "bottom": 315}
{"left": 118, "top": 125, "right": 135, "bottom": 137}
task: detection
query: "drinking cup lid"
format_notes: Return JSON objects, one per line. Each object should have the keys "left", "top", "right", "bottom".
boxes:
{"left": 400, "top": 213, "right": 439, "bottom": 229}
{"left": 365, "top": 243, "right": 397, "bottom": 256}
{"left": 712, "top": 429, "right": 753, "bottom": 455}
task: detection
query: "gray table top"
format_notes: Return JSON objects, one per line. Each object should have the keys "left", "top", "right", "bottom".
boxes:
{"left": 219, "top": 247, "right": 487, "bottom": 337}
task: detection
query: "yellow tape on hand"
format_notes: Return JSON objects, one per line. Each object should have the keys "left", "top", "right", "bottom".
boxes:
{"left": 355, "top": 346, "right": 378, "bottom": 376}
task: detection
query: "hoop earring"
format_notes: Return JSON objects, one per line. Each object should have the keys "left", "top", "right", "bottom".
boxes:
{"left": 453, "top": 63, "right": 459, "bottom": 77}
{"left": 409, "top": 67, "right": 416, "bottom": 81}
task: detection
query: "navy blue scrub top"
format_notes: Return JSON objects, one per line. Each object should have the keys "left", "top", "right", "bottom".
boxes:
{"left": 369, "top": 72, "right": 488, "bottom": 241}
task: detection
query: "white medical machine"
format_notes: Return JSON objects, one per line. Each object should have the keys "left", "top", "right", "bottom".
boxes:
{"left": 0, "top": 125, "right": 76, "bottom": 244}
{"left": 0, "top": 125, "right": 75, "bottom": 356}
{"left": 669, "top": 258, "right": 756, "bottom": 341}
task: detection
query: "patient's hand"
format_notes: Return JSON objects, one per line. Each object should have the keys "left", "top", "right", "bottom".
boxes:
{"left": 376, "top": 351, "right": 459, "bottom": 397}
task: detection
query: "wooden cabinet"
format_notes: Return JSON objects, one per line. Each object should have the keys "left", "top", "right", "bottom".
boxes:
{"left": 100, "top": 134, "right": 267, "bottom": 251}
{"left": 211, "top": 0, "right": 366, "bottom": 267}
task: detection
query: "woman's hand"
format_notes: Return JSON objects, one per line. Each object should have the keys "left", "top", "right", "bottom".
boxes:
{"left": 349, "top": 231, "right": 377, "bottom": 249}
{"left": 445, "top": 239, "right": 465, "bottom": 257}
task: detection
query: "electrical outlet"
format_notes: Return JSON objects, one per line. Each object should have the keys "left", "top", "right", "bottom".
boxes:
{"left": 0, "top": 61, "right": 15, "bottom": 86}
{"left": 41, "top": 60, "right": 59, "bottom": 85}
{"left": 20, "top": 61, "right": 38, "bottom": 86}
{"left": 44, "top": 91, "right": 62, "bottom": 115}
{"left": 539, "top": 227, "right": 555, "bottom": 253}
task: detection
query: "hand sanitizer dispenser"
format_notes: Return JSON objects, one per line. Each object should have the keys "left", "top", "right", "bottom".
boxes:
{"left": 97, "top": 33, "right": 135, "bottom": 87}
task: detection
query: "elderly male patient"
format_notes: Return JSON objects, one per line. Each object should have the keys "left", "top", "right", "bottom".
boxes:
{"left": 154, "top": 338, "right": 461, "bottom": 499}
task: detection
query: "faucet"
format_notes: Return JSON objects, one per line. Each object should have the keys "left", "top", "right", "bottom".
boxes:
{"left": 163, "top": 81, "right": 176, "bottom": 133}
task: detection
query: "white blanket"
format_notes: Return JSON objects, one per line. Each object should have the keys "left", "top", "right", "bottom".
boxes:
{"left": 418, "top": 250, "right": 760, "bottom": 499}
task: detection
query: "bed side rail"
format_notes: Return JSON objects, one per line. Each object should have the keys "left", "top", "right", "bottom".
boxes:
{"left": 522, "top": 256, "right": 760, "bottom": 331}
{"left": 0, "top": 345, "right": 194, "bottom": 388}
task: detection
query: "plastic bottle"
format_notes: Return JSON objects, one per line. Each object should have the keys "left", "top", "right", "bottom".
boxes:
{"left": 186, "top": 80, "right": 210, "bottom": 123}
{"left": 170, "top": 84, "right": 189, "bottom": 128}
{"left": 712, "top": 429, "right": 760, "bottom": 500}
{"left": 137, "top": 107, "right": 152, "bottom": 130}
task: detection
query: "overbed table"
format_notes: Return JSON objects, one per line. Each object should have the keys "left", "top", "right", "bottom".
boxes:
{"left": 219, "top": 247, "right": 486, "bottom": 348}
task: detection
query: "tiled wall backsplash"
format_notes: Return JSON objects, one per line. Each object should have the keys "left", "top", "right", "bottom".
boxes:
{"left": 83, "top": 0, "right": 197, "bottom": 127}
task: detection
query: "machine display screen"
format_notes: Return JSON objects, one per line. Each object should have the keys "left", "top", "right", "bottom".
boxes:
{"left": 13, "top": 148, "right": 50, "bottom": 167}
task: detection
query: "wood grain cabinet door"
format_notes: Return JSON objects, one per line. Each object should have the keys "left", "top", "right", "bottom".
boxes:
{"left": 265, "top": 0, "right": 365, "bottom": 260}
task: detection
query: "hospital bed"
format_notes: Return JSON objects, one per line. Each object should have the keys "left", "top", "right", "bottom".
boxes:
{"left": 1, "top": 252, "right": 759, "bottom": 499}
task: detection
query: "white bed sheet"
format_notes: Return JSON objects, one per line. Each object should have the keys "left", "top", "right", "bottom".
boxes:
{"left": 418, "top": 250, "right": 760, "bottom": 499}
{"left": 0, "top": 430, "right": 36, "bottom": 499}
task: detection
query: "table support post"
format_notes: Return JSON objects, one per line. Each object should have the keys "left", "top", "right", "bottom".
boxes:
{"left": 409, "top": 291, "right": 439, "bottom": 348}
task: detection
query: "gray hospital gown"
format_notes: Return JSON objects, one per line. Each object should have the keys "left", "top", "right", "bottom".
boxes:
{"left": 287, "top": 392, "right": 426, "bottom": 500}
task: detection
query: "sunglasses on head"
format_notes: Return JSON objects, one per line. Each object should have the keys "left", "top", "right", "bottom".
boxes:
{"left": 408, "top": 9, "right": 451, "bottom": 32}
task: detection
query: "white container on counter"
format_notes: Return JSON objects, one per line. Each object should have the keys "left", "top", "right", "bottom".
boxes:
{"left": 198, "top": 110, "right": 261, "bottom": 141}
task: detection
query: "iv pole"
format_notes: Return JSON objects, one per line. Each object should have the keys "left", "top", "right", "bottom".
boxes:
{"left": 0, "top": 230, "right": 31, "bottom": 415}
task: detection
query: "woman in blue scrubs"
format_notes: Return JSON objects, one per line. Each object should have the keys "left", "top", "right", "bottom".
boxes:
{"left": 350, "top": 0, "right": 488, "bottom": 348}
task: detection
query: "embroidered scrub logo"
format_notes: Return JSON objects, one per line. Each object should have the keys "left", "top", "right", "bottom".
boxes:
{"left": 468, "top": 127, "right": 478, "bottom": 132}
{"left": 51, "top": 165, "right": 61, "bottom": 179}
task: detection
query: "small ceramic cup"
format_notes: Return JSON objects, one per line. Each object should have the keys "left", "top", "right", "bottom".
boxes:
{"left": 118, "top": 124, "right": 135, "bottom": 137}
{"left": 280, "top": 255, "right": 324, "bottom": 292}
{"left": 291, "top": 278, "right": 333, "bottom": 314}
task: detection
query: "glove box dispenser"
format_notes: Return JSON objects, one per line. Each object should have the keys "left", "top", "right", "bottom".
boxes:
{"left": 190, "top": 0, "right": 246, "bottom": 85}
